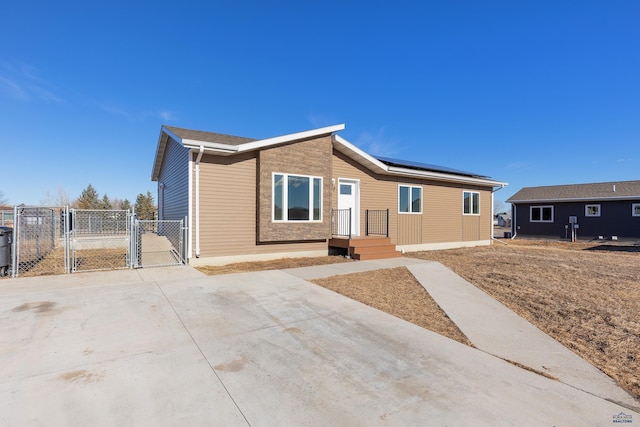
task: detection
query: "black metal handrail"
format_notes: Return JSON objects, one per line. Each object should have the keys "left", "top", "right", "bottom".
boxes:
{"left": 331, "top": 208, "right": 352, "bottom": 237}
{"left": 365, "top": 209, "right": 389, "bottom": 237}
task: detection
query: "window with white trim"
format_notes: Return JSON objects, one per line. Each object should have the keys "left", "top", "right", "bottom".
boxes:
{"left": 585, "top": 204, "right": 601, "bottom": 217}
{"left": 399, "top": 185, "right": 422, "bottom": 214}
{"left": 530, "top": 206, "right": 553, "bottom": 222}
{"left": 633, "top": 203, "right": 640, "bottom": 217}
{"left": 463, "top": 191, "right": 480, "bottom": 215}
{"left": 273, "top": 173, "right": 322, "bottom": 222}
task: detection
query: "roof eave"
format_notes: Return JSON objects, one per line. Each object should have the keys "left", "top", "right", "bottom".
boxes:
{"left": 238, "top": 124, "right": 345, "bottom": 152}
{"left": 151, "top": 131, "right": 170, "bottom": 181}
{"left": 182, "top": 138, "right": 240, "bottom": 154}
{"left": 508, "top": 195, "right": 640, "bottom": 204}
{"left": 334, "top": 135, "right": 507, "bottom": 187}
{"left": 387, "top": 166, "right": 507, "bottom": 187}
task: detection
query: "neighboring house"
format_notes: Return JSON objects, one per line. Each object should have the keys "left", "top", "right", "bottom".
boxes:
{"left": 151, "top": 124, "right": 507, "bottom": 265}
{"left": 507, "top": 180, "right": 640, "bottom": 240}
{"left": 495, "top": 212, "right": 511, "bottom": 227}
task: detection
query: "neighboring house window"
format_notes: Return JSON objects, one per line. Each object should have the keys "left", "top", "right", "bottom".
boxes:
{"left": 530, "top": 206, "right": 553, "bottom": 222}
{"left": 273, "top": 173, "right": 322, "bottom": 222}
{"left": 633, "top": 203, "right": 640, "bottom": 217}
{"left": 463, "top": 191, "right": 480, "bottom": 215}
{"left": 399, "top": 185, "right": 422, "bottom": 214}
{"left": 585, "top": 204, "right": 601, "bottom": 217}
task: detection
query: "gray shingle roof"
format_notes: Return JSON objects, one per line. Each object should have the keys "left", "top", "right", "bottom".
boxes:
{"left": 507, "top": 180, "right": 640, "bottom": 203}
{"left": 164, "top": 126, "right": 256, "bottom": 146}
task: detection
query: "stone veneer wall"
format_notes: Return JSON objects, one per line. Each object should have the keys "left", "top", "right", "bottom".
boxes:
{"left": 257, "top": 135, "right": 332, "bottom": 242}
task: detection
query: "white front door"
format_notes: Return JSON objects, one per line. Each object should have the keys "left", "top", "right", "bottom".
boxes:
{"left": 338, "top": 179, "right": 359, "bottom": 236}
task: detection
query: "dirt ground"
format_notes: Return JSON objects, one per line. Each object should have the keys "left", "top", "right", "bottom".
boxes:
{"left": 196, "top": 256, "right": 353, "bottom": 275}
{"left": 409, "top": 240, "right": 640, "bottom": 401}
{"left": 197, "top": 240, "right": 639, "bottom": 401}
{"left": 312, "top": 267, "right": 472, "bottom": 346}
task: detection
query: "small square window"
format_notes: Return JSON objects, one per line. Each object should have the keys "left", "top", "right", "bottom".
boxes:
{"left": 633, "top": 204, "right": 640, "bottom": 217}
{"left": 399, "top": 185, "right": 422, "bottom": 214}
{"left": 585, "top": 204, "right": 600, "bottom": 217}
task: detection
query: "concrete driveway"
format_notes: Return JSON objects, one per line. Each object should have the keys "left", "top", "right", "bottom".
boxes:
{"left": 0, "top": 266, "right": 637, "bottom": 426}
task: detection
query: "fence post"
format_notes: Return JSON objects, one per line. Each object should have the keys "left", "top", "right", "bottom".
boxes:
{"left": 64, "top": 206, "right": 70, "bottom": 274}
{"left": 386, "top": 208, "right": 389, "bottom": 237}
{"left": 11, "top": 206, "right": 17, "bottom": 277}
{"left": 365, "top": 209, "right": 369, "bottom": 236}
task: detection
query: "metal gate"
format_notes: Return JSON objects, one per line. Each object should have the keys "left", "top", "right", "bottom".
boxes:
{"left": 6, "top": 207, "right": 187, "bottom": 278}
{"left": 71, "top": 209, "right": 131, "bottom": 273}
{"left": 132, "top": 219, "right": 185, "bottom": 268}
{"left": 11, "top": 206, "right": 68, "bottom": 277}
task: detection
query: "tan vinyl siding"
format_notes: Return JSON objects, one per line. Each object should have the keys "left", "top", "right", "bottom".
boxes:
{"left": 461, "top": 188, "right": 492, "bottom": 241}
{"left": 196, "top": 152, "right": 326, "bottom": 258}
{"left": 398, "top": 214, "right": 422, "bottom": 244}
{"left": 332, "top": 150, "right": 398, "bottom": 240}
{"left": 423, "top": 184, "right": 463, "bottom": 242}
{"left": 332, "top": 149, "right": 494, "bottom": 244}
{"left": 158, "top": 137, "right": 190, "bottom": 221}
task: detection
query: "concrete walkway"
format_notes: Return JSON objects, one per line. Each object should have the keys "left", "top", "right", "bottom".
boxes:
{"left": 290, "top": 257, "right": 640, "bottom": 412}
{"left": 1, "top": 262, "right": 638, "bottom": 426}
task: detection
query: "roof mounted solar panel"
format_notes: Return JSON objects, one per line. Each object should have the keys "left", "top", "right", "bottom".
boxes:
{"left": 376, "top": 156, "right": 488, "bottom": 179}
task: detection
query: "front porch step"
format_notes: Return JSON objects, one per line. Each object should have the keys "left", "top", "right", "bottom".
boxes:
{"left": 329, "top": 237, "right": 402, "bottom": 261}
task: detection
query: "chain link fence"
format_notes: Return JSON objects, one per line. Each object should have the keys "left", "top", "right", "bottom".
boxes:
{"left": 12, "top": 206, "right": 68, "bottom": 277}
{"left": 3, "top": 206, "right": 187, "bottom": 278}
{"left": 1, "top": 210, "right": 13, "bottom": 227}
{"left": 133, "top": 219, "right": 185, "bottom": 268}
{"left": 71, "top": 210, "right": 131, "bottom": 273}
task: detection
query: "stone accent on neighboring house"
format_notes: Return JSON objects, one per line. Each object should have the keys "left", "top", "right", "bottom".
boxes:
{"left": 257, "top": 135, "right": 332, "bottom": 242}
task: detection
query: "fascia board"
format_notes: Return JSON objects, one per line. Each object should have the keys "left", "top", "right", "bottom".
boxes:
{"left": 182, "top": 138, "right": 240, "bottom": 154}
{"left": 388, "top": 166, "right": 507, "bottom": 187}
{"left": 508, "top": 196, "right": 640, "bottom": 204}
{"left": 162, "top": 126, "right": 182, "bottom": 144}
{"left": 333, "top": 135, "right": 390, "bottom": 173}
{"left": 333, "top": 134, "right": 506, "bottom": 187}
{"left": 152, "top": 131, "right": 169, "bottom": 181}
{"left": 238, "top": 124, "right": 346, "bottom": 152}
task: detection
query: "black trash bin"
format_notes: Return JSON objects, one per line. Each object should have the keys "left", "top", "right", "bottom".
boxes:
{"left": 0, "top": 226, "right": 12, "bottom": 277}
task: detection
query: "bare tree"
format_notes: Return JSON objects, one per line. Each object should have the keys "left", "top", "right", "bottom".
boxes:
{"left": 0, "top": 190, "right": 7, "bottom": 205}
{"left": 493, "top": 199, "right": 507, "bottom": 215}
{"left": 40, "top": 186, "right": 73, "bottom": 206}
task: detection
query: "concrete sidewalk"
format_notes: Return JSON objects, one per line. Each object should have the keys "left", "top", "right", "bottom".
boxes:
{"left": 1, "top": 263, "right": 638, "bottom": 426}
{"left": 407, "top": 261, "right": 640, "bottom": 412}
{"left": 287, "top": 257, "right": 640, "bottom": 412}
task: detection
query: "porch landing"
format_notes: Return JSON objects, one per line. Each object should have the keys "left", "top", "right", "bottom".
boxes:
{"left": 329, "top": 237, "right": 402, "bottom": 261}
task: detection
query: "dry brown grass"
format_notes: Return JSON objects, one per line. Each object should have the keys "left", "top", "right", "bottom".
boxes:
{"left": 409, "top": 240, "right": 640, "bottom": 401}
{"left": 195, "top": 256, "right": 353, "bottom": 275}
{"left": 13, "top": 247, "right": 128, "bottom": 277}
{"left": 311, "top": 267, "right": 472, "bottom": 346}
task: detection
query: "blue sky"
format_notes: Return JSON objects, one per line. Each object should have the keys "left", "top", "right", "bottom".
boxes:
{"left": 1, "top": 1, "right": 639, "bottom": 208}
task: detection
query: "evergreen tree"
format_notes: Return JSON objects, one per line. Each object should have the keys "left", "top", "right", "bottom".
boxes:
{"left": 120, "top": 199, "right": 131, "bottom": 211}
{"left": 134, "top": 191, "right": 156, "bottom": 220}
{"left": 77, "top": 184, "right": 100, "bottom": 209}
{"left": 100, "top": 194, "right": 112, "bottom": 210}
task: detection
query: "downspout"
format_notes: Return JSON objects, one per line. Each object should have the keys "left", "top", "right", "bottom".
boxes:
{"left": 491, "top": 185, "right": 506, "bottom": 244}
{"left": 511, "top": 203, "right": 517, "bottom": 239}
{"left": 195, "top": 145, "right": 204, "bottom": 258}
